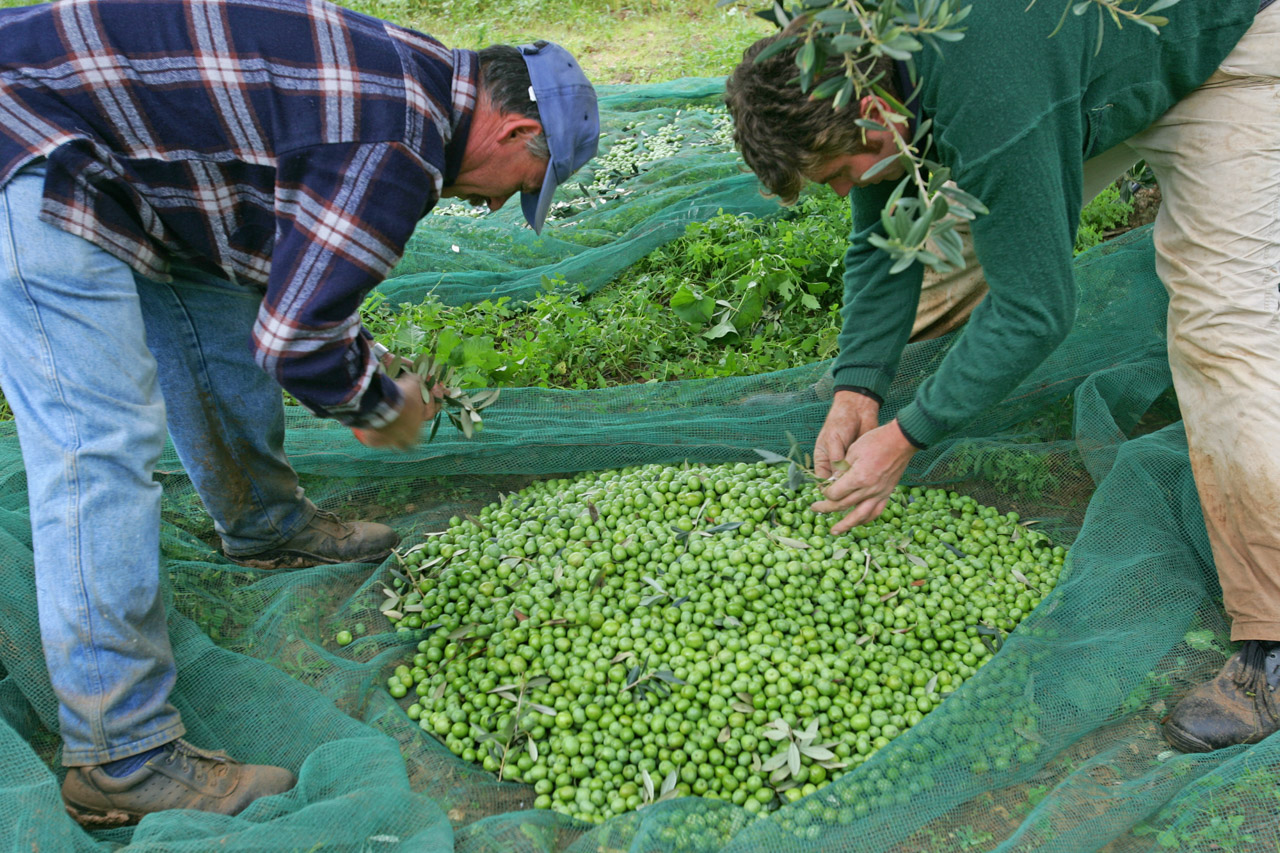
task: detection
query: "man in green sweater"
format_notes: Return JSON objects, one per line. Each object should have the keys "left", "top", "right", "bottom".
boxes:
{"left": 726, "top": 0, "right": 1278, "bottom": 751}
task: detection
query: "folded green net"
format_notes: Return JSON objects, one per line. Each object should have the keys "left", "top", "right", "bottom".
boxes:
{"left": 0, "top": 77, "right": 1267, "bottom": 852}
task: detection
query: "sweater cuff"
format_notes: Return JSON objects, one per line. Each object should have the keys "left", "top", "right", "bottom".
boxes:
{"left": 833, "top": 385, "right": 884, "bottom": 406}
{"left": 830, "top": 365, "right": 892, "bottom": 402}
{"left": 894, "top": 401, "right": 950, "bottom": 450}
{"left": 896, "top": 420, "right": 927, "bottom": 450}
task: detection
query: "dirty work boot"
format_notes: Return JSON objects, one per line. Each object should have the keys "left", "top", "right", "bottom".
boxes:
{"left": 226, "top": 510, "right": 400, "bottom": 569}
{"left": 62, "top": 739, "right": 296, "bottom": 828}
{"left": 1164, "top": 640, "right": 1280, "bottom": 753}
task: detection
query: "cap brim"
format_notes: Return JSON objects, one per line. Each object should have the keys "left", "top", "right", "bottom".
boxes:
{"left": 521, "top": 159, "right": 558, "bottom": 235}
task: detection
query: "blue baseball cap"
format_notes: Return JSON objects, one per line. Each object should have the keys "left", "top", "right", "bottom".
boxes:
{"left": 518, "top": 42, "right": 600, "bottom": 234}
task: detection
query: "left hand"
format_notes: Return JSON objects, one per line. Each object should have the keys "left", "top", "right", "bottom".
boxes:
{"left": 810, "top": 419, "right": 918, "bottom": 534}
{"left": 351, "top": 375, "right": 445, "bottom": 450}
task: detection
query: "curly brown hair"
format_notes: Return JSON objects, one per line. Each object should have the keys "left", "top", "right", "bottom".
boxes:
{"left": 724, "top": 19, "right": 895, "bottom": 203}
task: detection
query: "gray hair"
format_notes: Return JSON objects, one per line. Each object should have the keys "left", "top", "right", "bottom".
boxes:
{"left": 478, "top": 43, "right": 550, "bottom": 159}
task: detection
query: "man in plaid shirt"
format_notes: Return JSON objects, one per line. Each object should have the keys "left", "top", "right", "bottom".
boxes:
{"left": 0, "top": 0, "right": 599, "bottom": 826}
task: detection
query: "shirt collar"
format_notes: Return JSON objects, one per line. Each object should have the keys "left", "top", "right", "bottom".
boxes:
{"left": 892, "top": 59, "right": 924, "bottom": 140}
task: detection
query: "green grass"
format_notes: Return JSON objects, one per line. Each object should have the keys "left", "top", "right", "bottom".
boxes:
{"left": 0, "top": 0, "right": 768, "bottom": 84}
{"left": 334, "top": 0, "right": 768, "bottom": 83}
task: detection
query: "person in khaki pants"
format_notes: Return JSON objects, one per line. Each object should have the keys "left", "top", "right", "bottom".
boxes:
{"left": 726, "top": 0, "right": 1279, "bottom": 751}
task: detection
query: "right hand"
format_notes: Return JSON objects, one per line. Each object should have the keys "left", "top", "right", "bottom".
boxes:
{"left": 813, "top": 390, "right": 883, "bottom": 480}
{"left": 352, "top": 374, "right": 442, "bottom": 450}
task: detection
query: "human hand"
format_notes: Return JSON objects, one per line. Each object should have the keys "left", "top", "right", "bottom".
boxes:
{"left": 810, "top": 419, "right": 918, "bottom": 534}
{"left": 371, "top": 341, "right": 402, "bottom": 370}
{"left": 814, "top": 390, "right": 883, "bottom": 480}
{"left": 351, "top": 374, "right": 444, "bottom": 450}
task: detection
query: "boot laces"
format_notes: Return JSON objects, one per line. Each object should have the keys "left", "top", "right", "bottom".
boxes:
{"left": 1234, "top": 640, "right": 1280, "bottom": 697}
{"left": 309, "top": 509, "right": 354, "bottom": 538}
{"left": 161, "top": 739, "right": 231, "bottom": 782}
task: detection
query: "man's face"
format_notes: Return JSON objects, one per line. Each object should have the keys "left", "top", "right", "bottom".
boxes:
{"left": 441, "top": 141, "right": 548, "bottom": 213}
{"left": 804, "top": 124, "right": 903, "bottom": 197}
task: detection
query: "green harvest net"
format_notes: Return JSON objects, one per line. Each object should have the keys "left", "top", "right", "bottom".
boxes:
{"left": 0, "top": 77, "right": 1273, "bottom": 852}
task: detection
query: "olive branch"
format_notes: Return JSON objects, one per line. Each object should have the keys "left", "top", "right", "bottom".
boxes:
{"left": 1033, "top": 0, "right": 1183, "bottom": 53}
{"left": 734, "top": 0, "right": 1179, "bottom": 273}
{"left": 377, "top": 342, "right": 499, "bottom": 440}
{"left": 622, "top": 655, "right": 687, "bottom": 702}
{"left": 754, "top": 430, "right": 851, "bottom": 491}
{"left": 476, "top": 675, "right": 555, "bottom": 781}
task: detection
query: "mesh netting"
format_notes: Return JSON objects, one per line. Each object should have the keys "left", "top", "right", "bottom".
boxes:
{"left": 379, "top": 79, "right": 778, "bottom": 309}
{"left": 0, "top": 77, "right": 1271, "bottom": 852}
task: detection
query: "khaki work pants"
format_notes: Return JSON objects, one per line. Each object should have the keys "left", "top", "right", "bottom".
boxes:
{"left": 1126, "top": 4, "right": 1280, "bottom": 640}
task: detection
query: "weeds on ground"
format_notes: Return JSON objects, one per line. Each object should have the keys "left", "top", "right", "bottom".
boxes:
{"left": 1075, "top": 184, "right": 1135, "bottom": 255}
{"left": 361, "top": 190, "right": 851, "bottom": 390}
{"left": 1131, "top": 764, "right": 1280, "bottom": 852}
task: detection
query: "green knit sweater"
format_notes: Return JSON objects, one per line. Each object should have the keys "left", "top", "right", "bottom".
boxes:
{"left": 831, "top": 0, "right": 1260, "bottom": 447}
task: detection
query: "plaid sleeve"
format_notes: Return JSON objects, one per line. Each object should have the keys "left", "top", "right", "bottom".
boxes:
{"left": 252, "top": 139, "right": 440, "bottom": 428}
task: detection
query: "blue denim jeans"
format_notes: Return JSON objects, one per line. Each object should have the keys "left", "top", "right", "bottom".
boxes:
{"left": 0, "top": 162, "right": 312, "bottom": 764}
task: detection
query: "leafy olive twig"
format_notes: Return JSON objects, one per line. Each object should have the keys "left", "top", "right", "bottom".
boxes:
{"left": 759, "top": 718, "right": 848, "bottom": 793}
{"left": 377, "top": 341, "right": 499, "bottom": 440}
{"left": 478, "top": 675, "right": 554, "bottom": 781}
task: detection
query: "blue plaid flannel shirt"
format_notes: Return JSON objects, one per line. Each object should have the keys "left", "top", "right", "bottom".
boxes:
{"left": 0, "top": 0, "right": 477, "bottom": 427}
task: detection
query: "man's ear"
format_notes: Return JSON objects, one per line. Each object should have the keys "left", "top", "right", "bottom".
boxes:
{"left": 499, "top": 115, "right": 543, "bottom": 145}
{"left": 858, "top": 95, "right": 891, "bottom": 123}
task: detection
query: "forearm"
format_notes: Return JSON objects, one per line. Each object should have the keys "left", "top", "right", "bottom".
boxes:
{"left": 895, "top": 235, "right": 1078, "bottom": 446}
{"left": 259, "top": 141, "right": 436, "bottom": 427}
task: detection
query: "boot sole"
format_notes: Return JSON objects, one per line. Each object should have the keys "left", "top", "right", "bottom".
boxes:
{"left": 64, "top": 801, "right": 142, "bottom": 829}
{"left": 1162, "top": 719, "right": 1273, "bottom": 753}
{"left": 1163, "top": 721, "right": 1215, "bottom": 753}
{"left": 225, "top": 548, "right": 394, "bottom": 570}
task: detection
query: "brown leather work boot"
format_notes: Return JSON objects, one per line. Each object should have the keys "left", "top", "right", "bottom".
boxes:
{"left": 62, "top": 739, "right": 296, "bottom": 828}
{"left": 1163, "top": 640, "right": 1280, "bottom": 753}
{"left": 226, "top": 509, "right": 400, "bottom": 569}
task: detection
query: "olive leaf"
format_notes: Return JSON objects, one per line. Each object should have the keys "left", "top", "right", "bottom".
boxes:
{"left": 705, "top": 521, "right": 745, "bottom": 534}
{"left": 753, "top": 448, "right": 790, "bottom": 464}
{"left": 761, "top": 719, "right": 791, "bottom": 741}
{"left": 1010, "top": 566, "right": 1040, "bottom": 592}
{"left": 639, "top": 769, "right": 680, "bottom": 807}
{"left": 1015, "top": 725, "right": 1049, "bottom": 745}
{"left": 660, "top": 770, "right": 679, "bottom": 799}
{"left": 786, "top": 461, "right": 809, "bottom": 492}
{"left": 974, "top": 623, "right": 1005, "bottom": 654}
{"left": 756, "top": 716, "right": 847, "bottom": 789}
{"left": 640, "top": 576, "right": 673, "bottom": 605}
